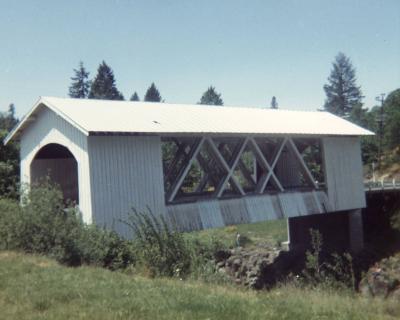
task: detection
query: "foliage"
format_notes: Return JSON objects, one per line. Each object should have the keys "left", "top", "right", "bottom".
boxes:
{"left": 130, "top": 91, "right": 140, "bottom": 101}
{"left": 270, "top": 96, "right": 278, "bottom": 109}
{"left": 323, "top": 52, "right": 363, "bottom": 117}
{"left": 0, "top": 198, "right": 23, "bottom": 250}
{"left": 0, "top": 105, "right": 19, "bottom": 199}
{"left": 0, "top": 181, "right": 135, "bottom": 269}
{"left": 1, "top": 252, "right": 399, "bottom": 320}
{"left": 199, "top": 86, "right": 223, "bottom": 106}
{"left": 88, "top": 61, "right": 124, "bottom": 100}
{"left": 124, "top": 209, "right": 191, "bottom": 277}
{"left": 383, "top": 88, "right": 400, "bottom": 149}
{"left": 302, "top": 229, "right": 356, "bottom": 290}
{"left": 68, "top": 61, "right": 90, "bottom": 98}
{"left": 144, "top": 83, "right": 162, "bottom": 102}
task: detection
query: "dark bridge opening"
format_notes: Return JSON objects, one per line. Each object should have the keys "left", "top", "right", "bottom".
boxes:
{"left": 30, "top": 143, "right": 79, "bottom": 204}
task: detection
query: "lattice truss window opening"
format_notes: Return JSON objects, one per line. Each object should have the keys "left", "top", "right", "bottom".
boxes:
{"left": 162, "top": 136, "right": 325, "bottom": 203}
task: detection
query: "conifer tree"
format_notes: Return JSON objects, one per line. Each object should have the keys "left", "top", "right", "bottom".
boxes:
{"left": 144, "top": 83, "right": 162, "bottom": 102}
{"left": 0, "top": 104, "right": 19, "bottom": 198}
{"left": 323, "top": 53, "right": 363, "bottom": 117}
{"left": 271, "top": 96, "right": 278, "bottom": 109}
{"left": 130, "top": 92, "right": 140, "bottom": 101}
{"left": 88, "top": 61, "right": 124, "bottom": 100}
{"left": 68, "top": 62, "right": 90, "bottom": 98}
{"left": 198, "top": 86, "right": 223, "bottom": 106}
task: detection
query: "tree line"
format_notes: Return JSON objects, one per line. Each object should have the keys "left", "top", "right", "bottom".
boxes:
{"left": 69, "top": 60, "right": 225, "bottom": 106}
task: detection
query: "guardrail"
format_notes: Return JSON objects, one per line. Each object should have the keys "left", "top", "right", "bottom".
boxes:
{"left": 364, "top": 179, "right": 400, "bottom": 191}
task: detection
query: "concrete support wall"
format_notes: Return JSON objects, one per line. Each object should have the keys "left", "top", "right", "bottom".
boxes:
{"left": 287, "top": 210, "right": 364, "bottom": 253}
{"left": 348, "top": 209, "right": 364, "bottom": 253}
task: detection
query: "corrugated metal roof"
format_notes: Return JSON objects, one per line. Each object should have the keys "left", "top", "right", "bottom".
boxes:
{"left": 4, "top": 96, "right": 374, "bottom": 143}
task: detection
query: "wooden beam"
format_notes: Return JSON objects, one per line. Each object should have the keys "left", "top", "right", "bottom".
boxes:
{"left": 164, "top": 141, "right": 188, "bottom": 183}
{"left": 206, "top": 137, "right": 247, "bottom": 198}
{"left": 287, "top": 138, "right": 318, "bottom": 189}
{"left": 166, "top": 138, "right": 205, "bottom": 202}
{"left": 249, "top": 138, "right": 285, "bottom": 193}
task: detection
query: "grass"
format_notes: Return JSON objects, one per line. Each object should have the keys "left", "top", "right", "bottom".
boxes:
{"left": 1, "top": 251, "right": 399, "bottom": 320}
{"left": 185, "top": 219, "right": 288, "bottom": 249}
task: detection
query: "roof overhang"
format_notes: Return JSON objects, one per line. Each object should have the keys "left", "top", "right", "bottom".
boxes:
{"left": 3, "top": 96, "right": 375, "bottom": 145}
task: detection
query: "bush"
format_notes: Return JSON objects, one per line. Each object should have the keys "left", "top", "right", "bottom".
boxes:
{"left": 0, "top": 180, "right": 136, "bottom": 269}
{"left": 0, "top": 197, "right": 22, "bottom": 250}
{"left": 79, "top": 225, "right": 136, "bottom": 270}
{"left": 301, "top": 229, "right": 356, "bottom": 290}
{"left": 125, "top": 209, "right": 191, "bottom": 278}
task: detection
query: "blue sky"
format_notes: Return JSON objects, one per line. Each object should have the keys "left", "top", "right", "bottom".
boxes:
{"left": 1, "top": 0, "right": 399, "bottom": 116}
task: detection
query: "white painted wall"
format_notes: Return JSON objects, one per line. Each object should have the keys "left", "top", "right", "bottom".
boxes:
{"left": 88, "top": 135, "right": 166, "bottom": 237}
{"left": 20, "top": 106, "right": 92, "bottom": 223}
{"left": 322, "top": 137, "right": 366, "bottom": 211}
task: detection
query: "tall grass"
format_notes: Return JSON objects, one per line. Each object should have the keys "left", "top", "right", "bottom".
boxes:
{"left": 0, "top": 252, "right": 399, "bottom": 320}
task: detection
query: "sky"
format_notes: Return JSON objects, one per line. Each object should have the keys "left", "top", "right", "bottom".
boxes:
{"left": 0, "top": 0, "right": 399, "bottom": 117}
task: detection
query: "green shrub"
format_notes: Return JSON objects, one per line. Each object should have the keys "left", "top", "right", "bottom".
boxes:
{"left": 79, "top": 225, "right": 136, "bottom": 270}
{"left": 0, "top": 197, "right": 22, "bottom": 250}
{"left": 0, "top": 180, "right": 136, "bottom": 269}
{"left": 125, "top": 210, "right": 191, "bottom": 278}
{"left": 301, "top": 229, "right": 355, "bottom": 290}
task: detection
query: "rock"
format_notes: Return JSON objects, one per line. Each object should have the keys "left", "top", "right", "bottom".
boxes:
{"left": 214, "top": 250, "right": 231, "bottom": 262}
{"left": 213, "top": 244, "right": 297, "bottom": 290}
{"left": 360, "top": 253, "right": 400, "bottom": 299}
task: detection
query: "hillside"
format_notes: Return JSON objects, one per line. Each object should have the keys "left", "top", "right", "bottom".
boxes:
{"left": 0, "top": 251, "right": 399, "bottom": 320}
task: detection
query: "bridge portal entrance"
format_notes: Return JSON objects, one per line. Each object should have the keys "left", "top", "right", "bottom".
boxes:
{"left": 30, "top": 143, "right": 79, "bottom": 204}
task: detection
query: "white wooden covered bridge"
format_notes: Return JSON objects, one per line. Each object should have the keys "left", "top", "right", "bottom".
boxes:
{"left": 5, "top": 97, "right": 373, "bottom": 251}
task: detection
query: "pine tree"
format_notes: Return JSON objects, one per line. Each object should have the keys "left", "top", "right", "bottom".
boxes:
{"left": 323, "top": 53, "right": 363, "bottom": 117}
{"left": 68, "top": 61, "right": 90, "bottom": 98}
{"left": 271, "top": 96, "right": 278, "bottom": 109}
{"left": 144, "top": 83, "right": 162, "bottom": 102}
{"left": 88, "top": 61, "right": 124, "bottom": 100}
{"left": 198, "top": 86, "right": 223, "bottom": 106}
{"left": 130, "top": 92, "right": 140, "bottom": 101}
{"left": 0, "top": 104, "right": 19, "bottom": 198}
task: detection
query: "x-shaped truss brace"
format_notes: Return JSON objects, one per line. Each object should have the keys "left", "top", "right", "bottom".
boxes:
{"left": 164, "top": 136, "right": 318, "bottom": 203}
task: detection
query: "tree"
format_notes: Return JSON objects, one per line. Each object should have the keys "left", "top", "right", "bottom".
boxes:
{"left": 68, "top": 61, "right": 90, "bottom": 98}
{"left": 144, "top": 83, "right": 162, "bottom": 102}
{"left": 88, "top": 61, "right": 124, "bottom": 100}
{"left": 383, "top": 88, "right": 400, "bottom": 149}
{"left": 130, "top": 92, "right": 140, "bottom": 101}
{"left": 198, "top": 86, "right": 223, "bottom": 106}
{"left": 323, "top": 53, "right": 363, "bottom": 117}
{"left": 0, "top": 104, "right": 19, "bottom": 198}
{"left": 271, "top": 96, "right": 278, "bottom": 109}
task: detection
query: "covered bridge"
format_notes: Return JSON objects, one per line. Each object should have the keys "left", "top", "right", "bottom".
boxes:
{"left": 5, "top": 97, "right": 373, "bottom": 251}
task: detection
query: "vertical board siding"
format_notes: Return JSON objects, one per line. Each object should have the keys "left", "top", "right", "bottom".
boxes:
{"left": 323, "top": 137, "right": 366, "bottom": 211}
{"left": 166, "top": 190, "right": 330, "bottom": 232}
{"left": 167, "top": 203, "right": 202, "bottom": 231}
{"left": 198, "top": 200, "right": 225, "bottom": 229}
{"left": 220, "top": 198, "right": 250, "bottom": 225}
{"left": 19, "top": 106, "right": 92, "bottom": 223}
{"left": 88, "top": 136, "right": 166, "bottom": 237}
{"left": 245, "top": 196, "right": 277, "bottom": 222}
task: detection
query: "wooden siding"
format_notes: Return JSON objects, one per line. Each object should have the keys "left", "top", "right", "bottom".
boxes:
{"left": 322, "top": 137, "right": 366, "bottom": 211}
{"left": 166, "top": 190, "right": 329, "bottom": 232}
{"left": 88, "top": 136, "right": 166, "bottom": 237}
{"left": 20, "top": 107, "right": 92, "bottom": 223}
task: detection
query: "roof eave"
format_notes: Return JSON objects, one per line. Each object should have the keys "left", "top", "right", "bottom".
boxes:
{"left": 3, "top": 97, "right": 89, "bottom": 145}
